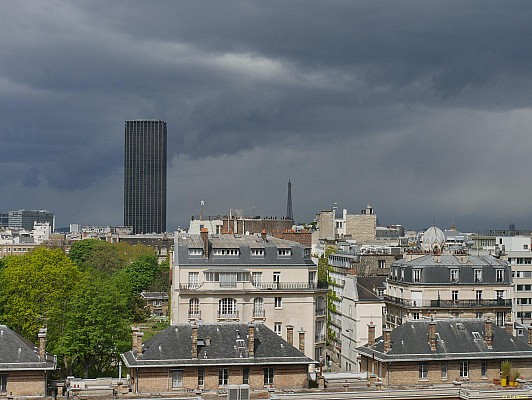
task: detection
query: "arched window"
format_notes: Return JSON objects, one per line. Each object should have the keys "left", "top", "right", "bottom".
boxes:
{"left": 189, "top": 298, "right": 200, "bottom": 319}
{"left": 218, "top": 298, "right": 237, "bottom": 318}
{"left": 253, "top": 298, "right": 264, "bottom": 318}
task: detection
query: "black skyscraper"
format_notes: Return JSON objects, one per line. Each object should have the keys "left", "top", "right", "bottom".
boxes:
{"left": 124, "top": 119, "right": 167, "bottom": 234}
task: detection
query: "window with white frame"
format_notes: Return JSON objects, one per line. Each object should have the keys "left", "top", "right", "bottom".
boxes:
{"left": 450, "top": 269, "right": 459, "bottom": 282}
{"left": 378, "top": 260, "right": 386, "bottom": 269}
{"left": 264, "top": 368, "right": 274, "bottom": 385}
{"left": 189, "top": 298, "right": 199, "bottom": 316}
{"left": 251, "top": 248, "right": 264, "bottom": 256}
{"left": 213, "top": 248, "right": 240, "bottom": 256}
{"left": 219, "top": 298, "right": 237, "bottom": 317}
{"left": 274, "top": 322, "right": 282, "bottom": 336}
{"left": 273, "top": 272, "right": 280, "bottom": 284}
{"left": 496, "top": 269, "right": 504, "bottom": 282}
{"left": 413, "top": 269, "right": 421, "bottom": 283}
{"left": 474, "top": 269, "right": 482, "bottom": 282}
{"left": 218, "top": 368, "right": 228, "bottom": 386}
{"left": 419, "top": 362, "right": 428, "bottom": 379}
{"left": 441, "top": 362, "right": 448, "bottom": 380}
{"left": 188, "top": 248, "right": 203, "bottom": 256}
{"left": 252, "top": 272, "right": 262, "bottom": 286}
{"left": 188, "top": 272, "right": 199, "bottom": 288}
{"left": 274, "top": 297, "right": 282, "bottom": 309}
{"left": 277, "top": 249, "right": 291, "bottom": 256}
{"left": 253, "top": 298, "right": 264, "bottom": 317}
{"left": 172, "top": 370, "right": 184, "bottom": 388}
{"left": 198, "top": 369, "right": 205, "bottom": 386}
{"left": 459, "top": 361, "right": 468, "bottom": 378}
{"left": 452, "top": 290, "right": 459, "bottom": 301}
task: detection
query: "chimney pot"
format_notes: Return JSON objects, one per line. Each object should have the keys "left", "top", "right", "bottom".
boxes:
{"left": 38, "top": 327, "right": 47, "bottom": 359}
{"left": 428, "top": 321, "right": 437, "bottom": 351}
{"left": 527, "top": 326, "right": 532, "bottom": 346}
{"left": 200, "top": 228, "right": 209, "bottom": 257}
{"left": 136, "top": 332, "right": 144, "bottom": 354}
{"left": 506, "top": 321, "right": 513, "bottom": 335}
{"left": 286, "top": 325, "right": 294, "bottom": 346}
{"left": 298, "top": 329, "right": 305, "bottom": 353}
{"left": 131, "top": 326, "right": 140, "bottom": 354}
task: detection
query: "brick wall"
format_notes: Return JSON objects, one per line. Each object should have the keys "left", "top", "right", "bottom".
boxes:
{"left": 5, "top": 371, "right": 47, "bottom": 396}
{"left": 360, "top": 356, "right": 532, "bottom": 385}
{"left": 134, "top": 364, "right": 308, "bottom": 393}
{"left": 272, "top": 231, "right": 312, "bottom": 247}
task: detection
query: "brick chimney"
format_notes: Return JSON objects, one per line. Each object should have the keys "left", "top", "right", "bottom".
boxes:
{"left": 38, "top": 327, "right": 47, "bottom": 359}
{"left": 192, "top": 323, "right": 198, "bottom": 359}
{"left": 136, "top": 331, "right": 144, "bottom": 354}
{"left": 528, "top": 325, "right": 532, "bottom": 345}
{"left": 261, "top": 229, "right": 267, "bottom": 242}
{"left": 428, "top": 321, "right": 437, "bottom": 351}
{"left": 131, "top": 326, "right": 140, "bottom": 353}
{"left": 200, "top": 228, "right": 209, "bottom": 257}
{"left": 383, "top": 328, "right": 392, "bottom": 353}
{"left": 298, "top": 329, "right": 305, "bottom": 353}
{"left": 367, "top": 323, "right": 376, "bottom": 346}
{"left": 485, "top": 319, "right": 493, "bottom": 349}
{"left": 248, "top": 323, "right": 255, "bottom": 358}
{"left": 287, "top": 325, "right": 294, "bottom": 346}
{"left": 505, "top": 321, "right": 513, "bottom": 335}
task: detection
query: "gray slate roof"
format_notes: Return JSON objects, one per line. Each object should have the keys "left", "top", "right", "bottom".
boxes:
{"left": 356, "top": 277, "right": 386, "bottom": 301}
{"left": 176, "top": 233, "right": 314, "bottom": 267}
{"left": 356, "top": 319, "right": 532, "bottom": 362}
{"left": 0, "top": 325, "right": 56, "bottom": 371}
{"left": 121, "top": 323, "right": 315, "bottom": 368}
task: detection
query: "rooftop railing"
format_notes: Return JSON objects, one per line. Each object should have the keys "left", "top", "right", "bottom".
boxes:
{"left": 384, "top": 295, "right": 511, "bottom": 308}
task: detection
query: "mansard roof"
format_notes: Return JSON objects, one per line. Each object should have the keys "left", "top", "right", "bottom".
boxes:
{"left": 356, "top": 319, "right": 532, "bottom": 362}
{"left": 121, "top": 323, "right": 315, "bottom": 368}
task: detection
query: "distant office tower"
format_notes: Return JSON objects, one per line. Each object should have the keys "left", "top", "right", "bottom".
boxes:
{"left": 124, "top": 119, "right": 167, "bottom": 234}
{"left": 8, "top": 210, "right": 55, "bottom": 231}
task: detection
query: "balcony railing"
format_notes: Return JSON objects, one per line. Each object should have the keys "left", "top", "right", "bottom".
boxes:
{"left": 217, "top": 311, "right": 239, "bottom": 320}
{"left": 315, "top": 307, "right": 326, "bottom": 317}
{"left": 188, "top": 311, "right": 201, "bottom": 320}
{"left": 315, "top": 333, "right": 326, "bottom": 343}
{"left": 252, "top": 309, "right": 266, "bottom": 318}
{"left": 385, "top": 295, "right": 512, "bottom": 309}
{"left": 180, "top": 281, "right": 328, "bottom": 291}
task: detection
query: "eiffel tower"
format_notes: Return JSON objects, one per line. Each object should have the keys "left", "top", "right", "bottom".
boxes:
{"left": 286, "top": 179, "right": 293, "bottom": 221}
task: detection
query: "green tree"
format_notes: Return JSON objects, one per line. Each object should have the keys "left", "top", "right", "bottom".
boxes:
{"left": 0, "top": 248, "right": 81, "bottom": 349}
{"left": 57, "top": 271, "right": 131, "bottom": 378}
{"left": 147, "top": 260, "right": 171, "bottom": 293}
{"left": 318, "top": 246, "right": 335, "bottom": 284}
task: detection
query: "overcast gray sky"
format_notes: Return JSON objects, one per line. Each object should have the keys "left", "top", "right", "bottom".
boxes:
{"left": 1, "top": 1, "right": 532, "bottom": 232}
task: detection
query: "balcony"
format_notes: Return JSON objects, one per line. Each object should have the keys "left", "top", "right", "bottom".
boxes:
{"left": 315, "top": 333, "right": 326, "bottom": 343}
{"left": 384, "top": 295, "right": 512, "bottom": 309}
{"left": 315, "top": 307, "right": 326, "bottom": 317}
{"left": 179, "top": 281, "right": 328, "bottom": 292}
{"left": 252, "top": 309, "right": 266, "bottom": 319}
{"left": 217, "top": 311, "right": 239, "bottom": 321}
{"left": 188, "top": 310, "right": 201, "bottom": 320}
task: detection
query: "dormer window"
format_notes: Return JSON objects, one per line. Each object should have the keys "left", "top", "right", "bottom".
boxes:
{"left": 474, "top": 269, "right": 482, "bottom": 282}
{"left": 278, "top": 249, "right": 291, "bottom": 257}
{"left": 213, "top": 248, "right": 240, "bottom": 256}
{"left": 450, "top": 269, "right": 459, "bottom": 283}
{"left": 413, "top": 269, "right": 421, "bottom": 283}
{"left": 251, "top": 248, "right": 264, "bottom": 257}
{"left": 188, "top": 248, "right": 204, "bottom": 256}
{"left": 496, "top": 269, "right": 504, "bottom": 282}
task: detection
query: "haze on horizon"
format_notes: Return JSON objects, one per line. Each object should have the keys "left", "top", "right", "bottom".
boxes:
{"left": 1, "top": 1, "right": 532, "bottom": 233}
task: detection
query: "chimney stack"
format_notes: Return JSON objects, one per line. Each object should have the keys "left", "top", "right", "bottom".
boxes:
{"left": 131, "top": 326, "right": 140, "bottom": 353}
{"left": 136, "top": 331, "right": 144, "bottom": 354}
{"left": 298, "top": 328, "right": 305, "bottom": 353}
{"left": 485, "top": 319, "right": 493, "bottom": 349}
{"left": 192, "top": 323, "right": 198, "bottom": 359}
{"left": 38, "top": 327, "right": 47, "bottom": 359}
{"left": 428, "top": 321, "right": 437, "bottom": 351}
{"left": 383, "top": 328, "right": 392, "bottom": 353}
{"left": 261, "top": 229, "right": 267, "bottom": 242}
{"left": 367, "top": 323, "right": 376, "bottom": 346}
{"left": 200, "top": 228, "right": 209, "bottom": 257}
{"left": 287, "top": 325, "right": 294, "bottom": 346}
{"left": 528, "top": 326, "right": 532, "bottom": 346}
{"left": 248, "top": 324, "right": 255, "bottom": 358}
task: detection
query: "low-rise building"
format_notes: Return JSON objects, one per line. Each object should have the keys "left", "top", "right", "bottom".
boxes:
{"left": 140, "top": 292, "right": 169, "bottom": 317}
{"left": 121, "top": 323, "right": 315, "bottom": 394}
{"left": 0, "top": 326, "right": 57, "bottom": 396}
{"left": 356, "top": 319, "right": 532, "bottom": 386}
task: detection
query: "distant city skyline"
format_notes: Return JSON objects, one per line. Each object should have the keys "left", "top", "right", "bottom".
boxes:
{"left": 1, "top": 2, "right": 532, "bottom": 232}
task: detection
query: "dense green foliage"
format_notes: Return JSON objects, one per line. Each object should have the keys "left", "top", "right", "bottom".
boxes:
{"left": 0, "top": 240, "right": 171, "bottom": 378}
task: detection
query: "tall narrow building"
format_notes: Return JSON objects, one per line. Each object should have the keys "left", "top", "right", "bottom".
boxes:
{"left": 124, "top": 119, "right": 167, "bottom": 234}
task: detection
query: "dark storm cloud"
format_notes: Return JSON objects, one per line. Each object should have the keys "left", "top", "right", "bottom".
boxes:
{"left": 1, "top": 1, "right": 532, "bottom": 230}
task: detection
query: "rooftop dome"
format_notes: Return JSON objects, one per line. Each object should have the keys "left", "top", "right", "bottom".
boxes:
{"left": 422, "top": 225, "right": 445, "bottom": 252}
